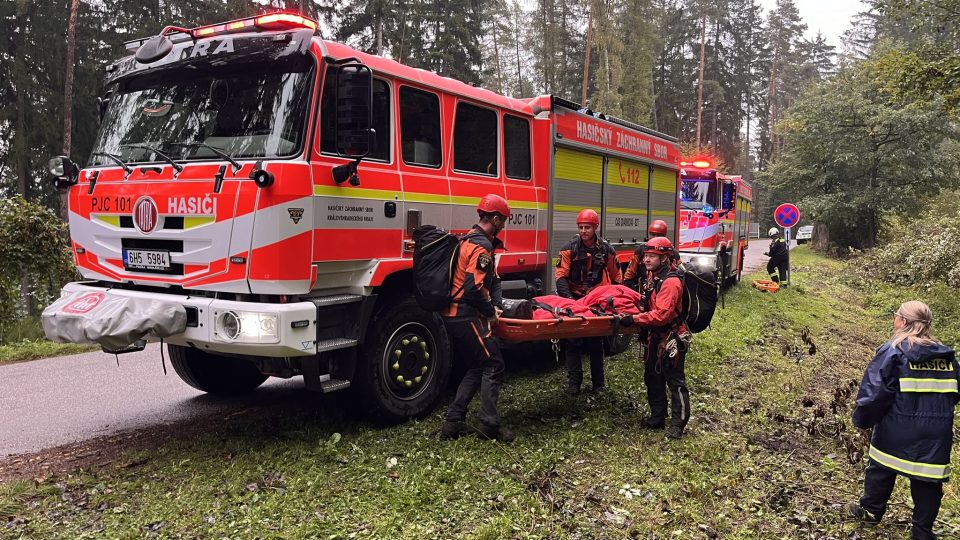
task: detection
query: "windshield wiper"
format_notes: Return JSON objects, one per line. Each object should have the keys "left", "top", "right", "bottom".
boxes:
{"left": 91, "top": 152, "right": 133, "bottom": 176}
{"left": 119, "top": 143, "right": 184, "bottom": 174}
{"left": 167, "top": 142, "right": 242, "bottom": 173}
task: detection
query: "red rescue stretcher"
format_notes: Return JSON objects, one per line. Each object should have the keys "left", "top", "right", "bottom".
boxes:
{"left": 495, "top": 316, "right": 643, "bottom": 342}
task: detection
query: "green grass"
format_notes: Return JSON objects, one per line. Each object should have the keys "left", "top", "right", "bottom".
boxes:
{"left": 1, "top": 246, "right": 958, "bottom": 538}
{"left": 0, "top": 316, "right": 97, "bottom": 364}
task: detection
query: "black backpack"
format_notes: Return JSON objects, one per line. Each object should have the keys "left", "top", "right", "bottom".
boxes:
{"left": 412, "top": 225, "right": 465, "bottom": 312}
{"left": 657, "top": 267, "right": 718, "bottom": 333}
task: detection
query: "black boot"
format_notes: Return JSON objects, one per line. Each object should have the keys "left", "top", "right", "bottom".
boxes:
{"left": 477, "top": 423, "right": 516, "bottom": 443}
{"left": 848, "top": 502, "right": 880, "bottom": 525}
{"left": 440, "top": 421, "right": 473, "bottom": 440}
{"left": 640, "top": 417, "right": 665, "bottom": 429}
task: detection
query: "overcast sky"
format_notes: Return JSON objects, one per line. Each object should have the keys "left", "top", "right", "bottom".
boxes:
{"left": 758, "top": 0, "right": 868, "bottom": 48}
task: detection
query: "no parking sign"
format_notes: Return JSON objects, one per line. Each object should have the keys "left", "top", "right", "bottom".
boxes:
{"left": 774, "top": 203, "right": 800, "bottom": 228}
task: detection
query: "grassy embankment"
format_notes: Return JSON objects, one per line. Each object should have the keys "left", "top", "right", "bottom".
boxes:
{"left": 1, "top": 247, "right": 958, "bottom": 538}
{"left": 0, "top": 317, "right": 97, "bottom": 365}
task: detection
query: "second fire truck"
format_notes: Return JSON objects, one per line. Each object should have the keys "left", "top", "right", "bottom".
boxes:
{"left": 678, "top": 159, "right": 753, "bottom": 284}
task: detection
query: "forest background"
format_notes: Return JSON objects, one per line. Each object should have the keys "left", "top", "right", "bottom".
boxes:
{"left": 0, "top": 0, "right": 958, "bottom": 346}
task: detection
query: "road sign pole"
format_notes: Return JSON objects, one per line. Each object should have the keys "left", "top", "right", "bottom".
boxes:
{"left": 784, "top": 227, "right": 791, "bottom": 286}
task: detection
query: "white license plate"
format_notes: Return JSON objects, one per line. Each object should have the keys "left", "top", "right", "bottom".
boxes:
{"left": 123, "top": 249, "right": 170, "bottom": 270}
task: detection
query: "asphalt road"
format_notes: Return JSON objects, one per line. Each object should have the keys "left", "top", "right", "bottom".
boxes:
{"left": 0, "top": 345, "right": 306, "bottom": 457}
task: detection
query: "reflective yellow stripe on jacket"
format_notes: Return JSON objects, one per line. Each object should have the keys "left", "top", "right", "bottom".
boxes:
{"left": 869, "top": 445, "right": 952, "bottom": 480}
{"left": 899, "top": 378, "right": 959, "bottom": 393}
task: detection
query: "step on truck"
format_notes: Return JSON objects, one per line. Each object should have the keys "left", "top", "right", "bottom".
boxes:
{"left": 43, "top": 13, "right": 682, "bottom": 421}
{"left": 678, "top": 159, "right": 753, "bottom": 284}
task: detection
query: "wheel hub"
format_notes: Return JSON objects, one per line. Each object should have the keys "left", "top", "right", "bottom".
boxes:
{"left": 383, "top": 324, "right": 436, "bottom": 400}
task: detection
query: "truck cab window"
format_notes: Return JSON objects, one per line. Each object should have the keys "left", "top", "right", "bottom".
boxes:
{"left": 399, "top": 86, "right": 442, "bottom": 168}
{"left": 454, "top": 102, "right": 498, "bottom": 175}
{"left": 504, "top": 114, "right": 530, "bottom": 180}
{"left": 320, "top": 67, "right": 391, "bottom": 162}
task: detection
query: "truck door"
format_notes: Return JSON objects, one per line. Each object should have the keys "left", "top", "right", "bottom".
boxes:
{"left": 311, "top": 67, "right": 405, "bottom": 268}
{"left": 650, "top": 165, "right": 679, "bottom": 241}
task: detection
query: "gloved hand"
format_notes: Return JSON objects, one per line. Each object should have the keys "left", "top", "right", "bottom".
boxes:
{"left": 763, "top": 252, "right": 768, "bottom": 256}
{"left": 619, "top": 314, "right": 634, "bottom": 327}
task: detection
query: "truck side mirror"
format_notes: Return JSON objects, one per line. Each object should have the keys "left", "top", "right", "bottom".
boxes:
{"left": 335, "top": 64, "right": 373, "bottom": 159}
{"left": 48, "top": 156, "right": 79, "bottom": 190}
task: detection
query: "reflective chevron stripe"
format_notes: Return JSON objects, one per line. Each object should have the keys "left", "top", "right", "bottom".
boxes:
{"left": 899, "top": 378, "right": 959, "bottom": 393}
{"left": 869, "top": 446, "right": 951, "bottom": 480}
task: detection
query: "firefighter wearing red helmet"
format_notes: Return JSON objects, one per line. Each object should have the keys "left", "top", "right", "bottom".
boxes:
{"left": 620, "top": 236, "right": 691, "bottom": 439}
{"left": 441, "top": 194, "right": 515, "bottom": 442}
{"left": 555, "top": 208, "right": 622, "bottom": 395}
{"left": 624, "top": 220, "right": 679, "bottom": 290}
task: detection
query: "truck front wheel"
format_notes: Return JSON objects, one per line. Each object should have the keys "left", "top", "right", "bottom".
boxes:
{"left": 355, "top": 298, "right": 451, "bottom": 423}
{"left": 168, "top": 344, "right": 268, "bottom": 395}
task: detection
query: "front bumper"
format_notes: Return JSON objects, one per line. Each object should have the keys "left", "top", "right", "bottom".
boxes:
{"left": 56, "top": 282, "right": 318, "bottom": 357}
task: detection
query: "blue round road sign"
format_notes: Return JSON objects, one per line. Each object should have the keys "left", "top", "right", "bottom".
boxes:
{"left": 774, "top": 203, "right": 800, "bottom": 228}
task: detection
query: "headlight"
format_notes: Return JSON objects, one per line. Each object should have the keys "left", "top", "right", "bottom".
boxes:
{"left": 215, "top": 310, "right": 279, "bottom": 344}
{"left": 694, "top": 256, "right": 713, "bottom": 269}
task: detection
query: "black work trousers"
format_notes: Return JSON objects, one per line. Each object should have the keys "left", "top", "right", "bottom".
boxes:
{"left": 565, "top": 337, "right": 605, "bottom": 389}
{"left": 443, "top": 317, "right": 505, "bottom": 429}
{"left": 643, "top": 344, "right": 689, "bottom": 428}
{"left": 859, "top": 460, "right": 943, "bottom": 540}
{"left": 767, "top": 257, "right": 788, "bottom": 283}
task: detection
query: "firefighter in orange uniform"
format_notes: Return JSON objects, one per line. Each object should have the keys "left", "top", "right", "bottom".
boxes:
{"left": 556, "top": 209, "right": 623, "bottom": 394}
{"left": 440, "top": 194, "right": 515, "bottom": 443}
{"left": 619, "top": 237, "right": 690, "bottom": 439}
{"left": 624, "top": 219, "right": 675, "bottom": 290}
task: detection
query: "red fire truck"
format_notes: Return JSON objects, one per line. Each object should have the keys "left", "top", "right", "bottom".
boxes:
{"left": 44, "top": 13, "right": 681, "bottom": 420}
{"left": 678, "top": 159, "right": 753, "bottom": 283}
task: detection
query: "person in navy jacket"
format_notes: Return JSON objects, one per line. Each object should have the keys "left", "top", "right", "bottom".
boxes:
{"left": 849, "top": 301, "right": 959, "bottom": 539}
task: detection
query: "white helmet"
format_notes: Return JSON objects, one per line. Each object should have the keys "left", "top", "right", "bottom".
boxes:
{"left": 768, "top": 227, "right": 780, "bottom": 237}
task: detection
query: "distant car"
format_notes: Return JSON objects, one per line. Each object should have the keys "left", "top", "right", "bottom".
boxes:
{"left": 795, "top": 225, "right": 813, "bottom": 244}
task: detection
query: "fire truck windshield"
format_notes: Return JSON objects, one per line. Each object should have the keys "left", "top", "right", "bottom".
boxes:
{"left": 680, "top": 179, "right": 718, "bottom": 210}
{"left": 90, "top": 64, "right": 314, "bottom": 167}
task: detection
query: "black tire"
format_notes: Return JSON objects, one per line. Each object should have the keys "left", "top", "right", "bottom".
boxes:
{"left": 604, "top": 333, "right": 632, "bottom": 357}
{"left": 168, "top": 344, "right": 268, "bottom": 395}
{"left": 355, "top": 298, "right": 451, "bottom": 423}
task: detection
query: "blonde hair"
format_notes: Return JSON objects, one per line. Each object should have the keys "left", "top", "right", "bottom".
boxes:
{"left": 890, "top": 300, "right": 939, "bottom": 350}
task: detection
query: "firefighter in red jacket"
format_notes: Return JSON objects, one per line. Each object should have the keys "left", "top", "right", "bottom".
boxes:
{"left": 440, "top": 194, "right": 515, "bottom": 443}
{"left": 556, "top": 208, "right": 622, "bottom": 394}
{"left": 620, "top": 236, "right": 691, "bottom": 439}
{"left": 624, "top": 219, "right": 678, "bottom": 290}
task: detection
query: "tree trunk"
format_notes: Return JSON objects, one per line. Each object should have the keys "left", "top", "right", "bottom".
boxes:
{"left": 491, "top": 6, "right": 503, "bottom": 93}
{"left": 61, "top": 0, "right": 80, "bottom": 221}
{"left": 14, "top": 0, "right": 30, "bottom": 198}
{"left": 581, "top": 3, "right": 593, "bottom": 107}
{"left": 695, "top": 14, "right": 706, "bottom": 150}
{"left": 514, "top": 2, "right": 523, "bottom": 95}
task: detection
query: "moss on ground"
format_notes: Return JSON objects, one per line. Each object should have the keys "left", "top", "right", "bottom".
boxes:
{"left": 1, "top": 247, "right": 958, "bottom": 538}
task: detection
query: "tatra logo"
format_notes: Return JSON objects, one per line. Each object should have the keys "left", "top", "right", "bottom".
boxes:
{"left": 168, "top": 196, "right": 217, "bottom": 215}
{"left": 63, "top": 292, "right": 106, "bottom": 314}
{"left": 288, "top": 208, "right": 304, "bottom": 224}
{"left": 133, "top": 197, "right": 158, "bottom": 234}
{"left": 908, "top": 359, "right": 955, "bottom": 372}
{"left": 188, "top": 38, "right": 234, "bottom": 58}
